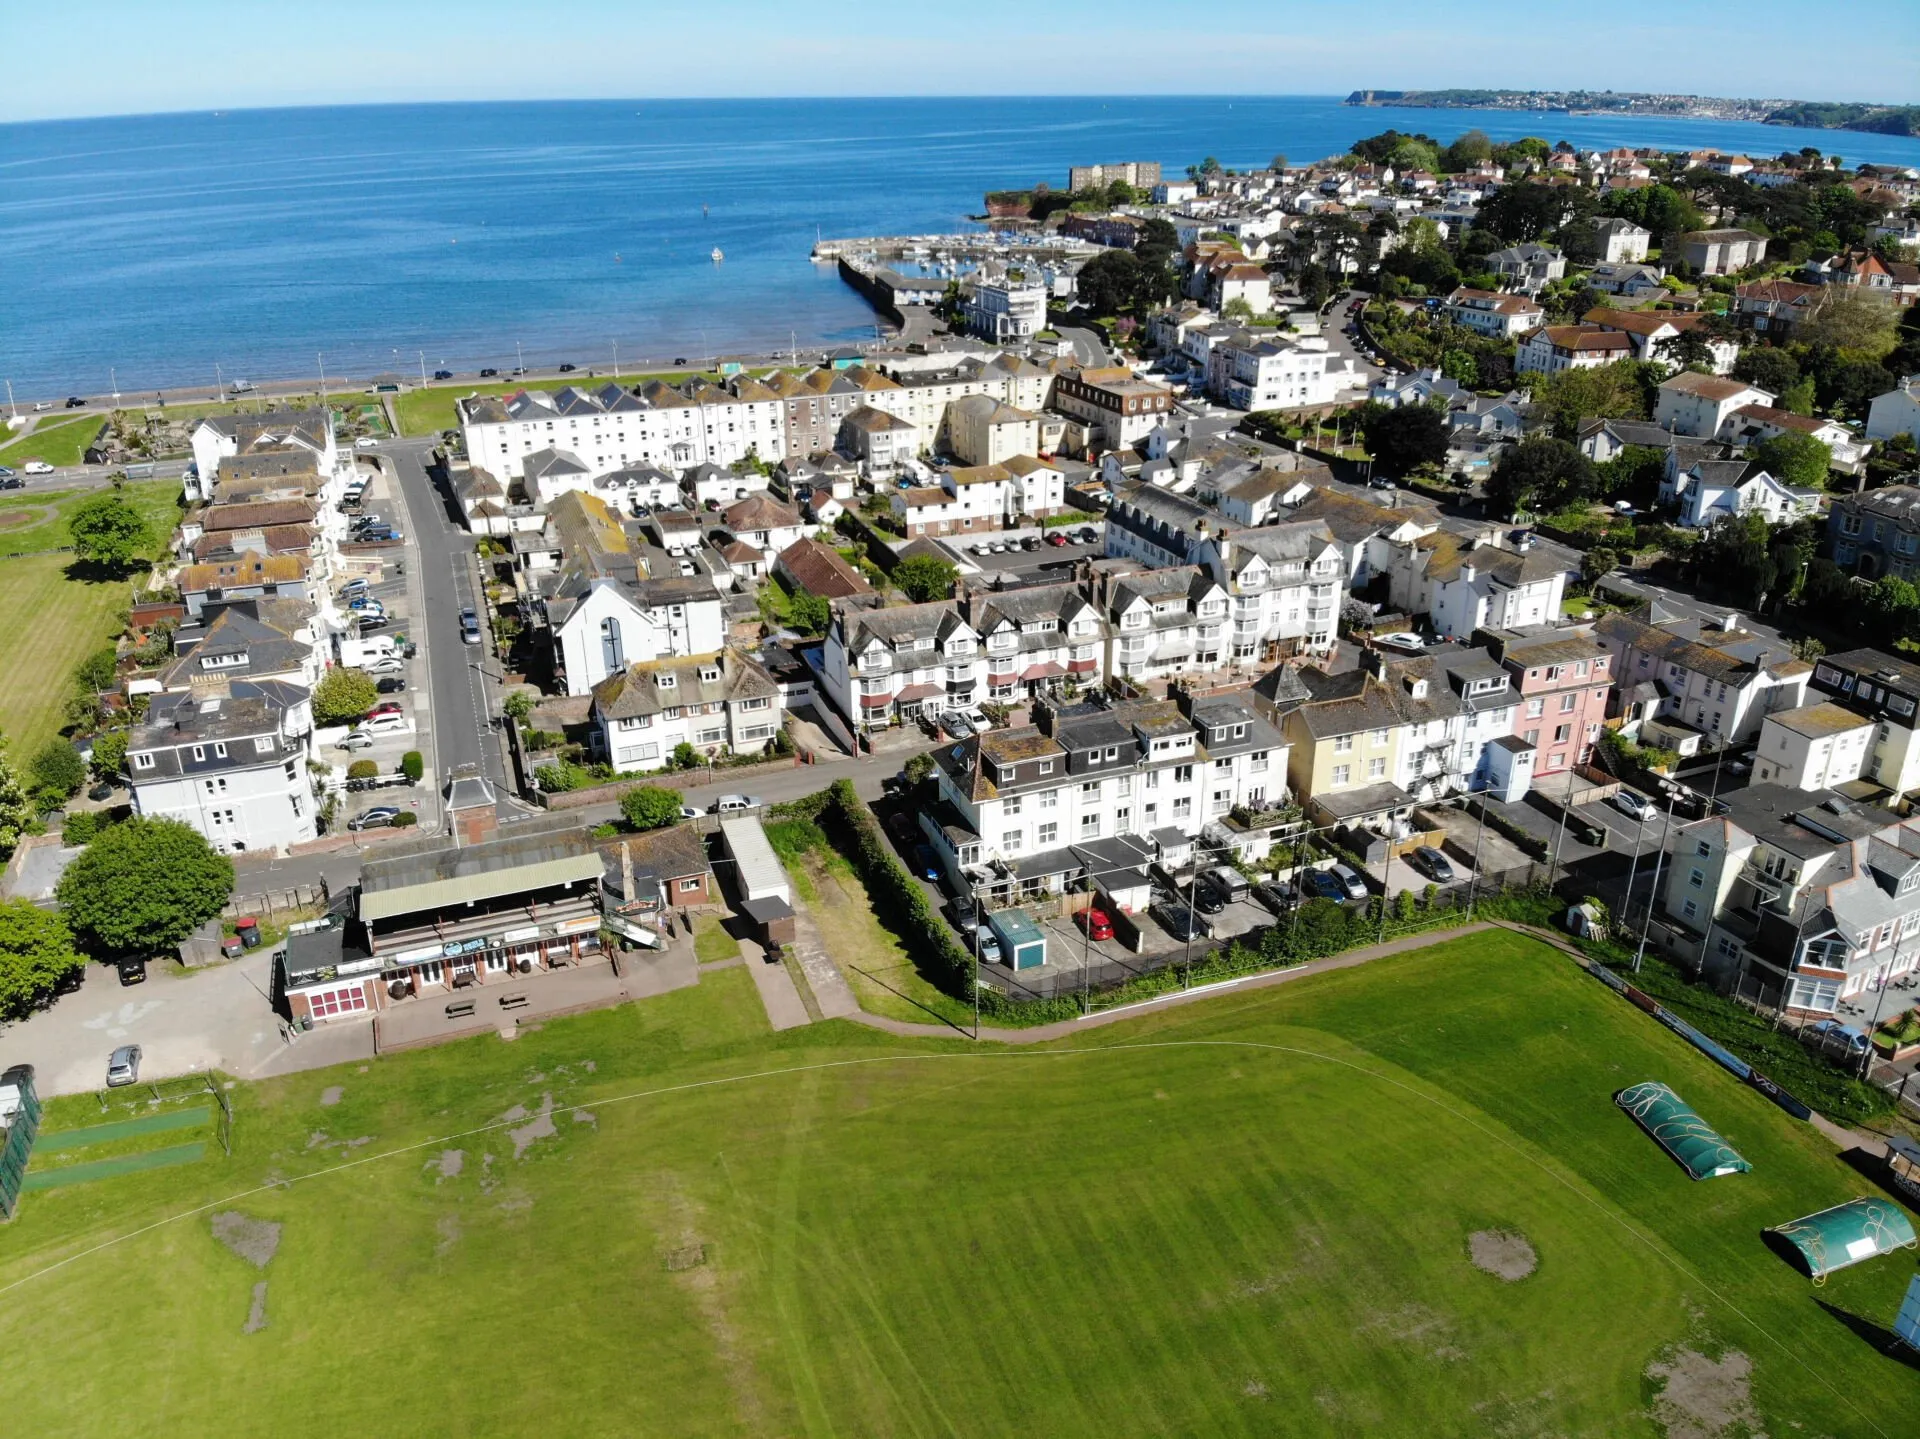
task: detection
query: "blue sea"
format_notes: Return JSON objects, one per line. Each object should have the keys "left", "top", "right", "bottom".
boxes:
{"left": 4, "top": 95, "right": 1920, "bottom": 399}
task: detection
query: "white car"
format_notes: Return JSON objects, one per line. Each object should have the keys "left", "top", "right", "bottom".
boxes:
{"left": 1613, "top": 790, "right": 1659, "bottom": 823}
{"left": 354, "top": 437, "right": 380, "bottom": 449}
{"left": 1374, "top": 631, "right": 1424, "bottom": 652}
{"left": 335, "top": 731, "right": 376, "bottom": 751}
{"left": 359, "top": 712, "right": 408, "bottom": 734}
{"left": 22, "top": 461, "right": 55, "bottom": 476}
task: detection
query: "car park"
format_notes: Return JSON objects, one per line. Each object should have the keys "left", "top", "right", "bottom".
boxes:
{"left": 1405, "top": 847, "right": 1455, "bottom": 883}
{"left": 348, "top": 805, "right": 402, "bottom": 831}
{"left": 1613, "top": 790, "right": 1659, "bottom": 823}
{"left": 1077, "top": 906, "right": 1114, "bottom": 941}
{"left": 105, "top": 1044, "right": 141, "bottom": 1086}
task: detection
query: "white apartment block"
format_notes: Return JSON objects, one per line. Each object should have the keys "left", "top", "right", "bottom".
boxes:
{"left": 1206, "top": 337, "right": 1351, "bottom": 411}
{"left": 822, "top": 600, "right": 982, "bottom": 731}
{"left": 547, "top": 575, "right": 728, "bottom": 697}
{"left": 189, "top": 409, "right": 341, "bottom": 504}
{"left": 458, "top": 379, "right": 785, "bottom": 484}
{"left": 1753, "top": 703, "right": 1877, "bottom": 790}
{"left": 1653, "top": 373, "right": 1775, "bottom": 439}
{"left": 127, "top": 685, "right": 316, "bottom": 855}
{"left": 964, "top": 282, "right": 1048, "bottom": 343}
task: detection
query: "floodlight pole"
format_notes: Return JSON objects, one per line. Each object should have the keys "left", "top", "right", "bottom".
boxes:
{"left": 1633, "top": 794, "right": 1678, "bottom": 974}
{"left": 1466, "top": 792, "right": 1486, "bottom": 918}
{"left": 1621, "top": 807, "right": 1649, "bottom": 936}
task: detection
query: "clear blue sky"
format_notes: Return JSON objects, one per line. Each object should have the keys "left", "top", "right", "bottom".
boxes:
{"left": 6, "top": 0, "right": 1917, "bottom": 124}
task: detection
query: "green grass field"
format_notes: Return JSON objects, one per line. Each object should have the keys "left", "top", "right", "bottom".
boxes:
{"left": 0, "top": 415, "right": 106, "bottom": 469}
{"left": 2, "top": 936, "right": 1917, "bottom": 1437}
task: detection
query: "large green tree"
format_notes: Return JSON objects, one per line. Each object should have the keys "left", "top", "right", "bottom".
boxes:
{"left": 57, "top": 816, "right": 234, "bottom": 958}
{"left": 1075, "top": 250, "right": 1154, "bottom": 317}
{"left": 28, "top": 739, "right": 85, "bottom": 807}
{"left": 1753, "top": 430, "right": 1834, "bottom": 490}
{"left": 1358, "top": 403, "right": 1449, "bottom": 475}
{"left": 893, "top": 554, "right": 957, "bottom": 604}
{"left": 787, "top": 588, "right": 830, "bottom": 635}
{"left": 312, "top": 666, "right": 379, "bottom": 726}
{"left": 1732, "top": 346, "right": 1799, "bottom": 395}
{"left": 67, "top": 493, "right": 151, "bottom": 573}
{"left": 0, "top": 737, "right": 33, "bottom": 862}
{"left": 620, "top": 785, "right": 685, "bottom": 831}
{"left": 88, "top": 729, "right": 128, "bottom": 781}
{"left": 1485, "top": 436, "right": 1598, "bottom": 516}
{"left": 0, "top": 899, "right": 84, "bottom": 1019}
{"left": 1526, "top": 361, "right": 1651, "bottom": 441}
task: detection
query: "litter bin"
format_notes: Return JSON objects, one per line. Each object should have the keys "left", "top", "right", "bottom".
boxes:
{"left": 236, "top": 917, "right": 262, "bottom": 949}
{"left": 220, "top": 937, "right": 245, "bottom": 960}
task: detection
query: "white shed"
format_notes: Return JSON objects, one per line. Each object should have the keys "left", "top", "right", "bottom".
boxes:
{"left": 718, "top": 817, "right": 791, "bottom": 905}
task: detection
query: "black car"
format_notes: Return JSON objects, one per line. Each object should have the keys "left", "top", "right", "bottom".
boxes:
{"left": 950, "top": 891, "right": 978, "bottom": 929}
{"left": 1405, "top": 847, "right": 1455, "bottom": 884}
{"left": 1252, "top": 878, "right": 1295, "bottom": 914}
{"left": 673, "top": 357, "right": 688, "bottom": 366}
{"left": 433, "top": 369, "right": 454, "bottom": 381}
{"left": 479, "top": 367, "right": 499, "bottom": 378}
{"left": 375, "top": 677, "right": 407, "bottom": 694}
{"left": 557, "top": 362, "right": 577, "bottom": 373}
{"left": 0, "top": 476, "right": 22, "bottom": 491}
{"left": 1184, "top": 883, "right": 1225, "bottom": 916}
{"left": 1153, "top": 903, "right": 1211, "bottom": 941}
{"left": 357, "top": 614, "right": 391, "bottom": 632}
{"left": 65, "top": 396, "right": 87, "bottom": 408}
{"left": 116, "top": 957, "right": 147, "bottom": 986}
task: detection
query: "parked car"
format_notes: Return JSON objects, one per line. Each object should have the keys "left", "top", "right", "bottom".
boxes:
{"left": 338, "top": 577, "right": 369, "bottom": 597}
{"left": 116, "top": 957, "right": 147, "bottom": 987}
{"left": 1076, "top": 528, "right": 1098, "bottom": 544}
{"left": 1806, "top": 1019, "right": 1871, "bottom": 1055}
{"left": 357, "top": 526, "right": 400, "bottom": 542}
{"left": 1304, "top": 868, "right": 1351, "bottom": 902}
{"left": 908, "top": 844, "right": 939, "bottom": 881}
{"left": 65, "top": 396, "right": 87, "bottom": 408}
{"left": 354, "top": 436, "right": 380, "bottom": 449}
{"left": 557, "top": 362, "right": 577, "bottom": 373}
{"left": 1078, "top": 906, "right": 1115, "bottom": 942}
{"left": 360, "top": 712, "right": 407, "bottom": 734}
{"left": 105, "top": 1044, "right": 141, "bottom": 1087}
{"left": 1405, "top": 846, "right": 1455, "bottom": 883}
{"left": 363, "top": 656, "right": 406, "bottom": 676}
{"left": 950, "top": 890, "right": 978, "bottom": 930}
{"left": 1045, "top": 531, "right": 1069, "bottom": 547}
{"left": 375, "top": 677, "right": 407, "bottom": 695}
{"left": 349, "top": 806, "right": 402, "bottom": 831}
{"left": 1185, "top": 883, "right": 1225, "bottom": 916}
{"left": 1252, "top": 878, "right": 1296, "bottom": 914}
{"left": 677, "top": 805, "right": 703, "bottom": 821}
{"left": 977, "top": 932, "right": 1003, "bottom": 964}
{"left": 1367, "top": 476, "right": 1397, "bottom": 491}
{"left": 885, "top": 811, "right": 916, "bottom": 846}
{"left": 940, "top": 710, "right": 977, "bottom": 739}
{"left": 1614, "top": 790, "right": 1659, "bottom": 823}
{"left": 364, "top": 701, "right": 404, "bottom": 719}
{"left": 1201, "top": 865, "right": 1249, "bottom": 905}
{"left": 1020, "top": 535, "right": 1041, "bottom": 551}
{"left": 23, "top": 460, "right": 55, "bottom": 476}
{"left": 1153, "top": 903, "right": 1211, "bottom": 941}
{"left": 433, "top": 369, "right": 454, "bottom": 381}
{"left": 335, "top": 731, "right": 376, "bottom": 751}
{"left": 478, "top": 367, "right": 499, "bottom": 377}
{"left": 0, "top": 475, "right": 22, "bottom": 491}
{"left": 356, "top": 614, "right": 391, "bottom": 633}
{"left": 460, "top": 608, "right": 482, "bottom": 644}
{"left": 1330, "top": 862, "right": 1369, "bottom": 901}
{"left": 710, "top": 794, "right": 762, "bottom": 815}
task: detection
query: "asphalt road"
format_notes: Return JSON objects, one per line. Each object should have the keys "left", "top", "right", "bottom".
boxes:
{"left": 379, "top": 439, "right": 504, "bottom": 799}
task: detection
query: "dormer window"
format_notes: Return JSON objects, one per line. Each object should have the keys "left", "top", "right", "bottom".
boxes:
{"left": 656, "top": 673, "right": 677, "bottom": 689}
{"left": 133, "top": 752, "right": 155, "bottom": 771}
{"left": 191, "top": 746, "right": 205, "bottom": 761}
{"left": 698, "top": 665, "right": 720, "bottom": 683}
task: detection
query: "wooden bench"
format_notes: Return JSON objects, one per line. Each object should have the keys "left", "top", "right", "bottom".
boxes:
{"left": 444, "top": 1000, "right": 477, "bottom": 1019}
{"left": 497, "top": 993, "right": 530, "bottom": 1011}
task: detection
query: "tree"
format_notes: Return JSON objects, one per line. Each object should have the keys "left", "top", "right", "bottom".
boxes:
{"left": 1796, "top": 287, "right": 1899, "bottom": 356}
{"left": 787, "top": 588, "right": 830, "bottom": 635}
{"left": 620, "top": 785, "right": 684, "bottom": 831}
{"left": 903, "top": 752, "right": 934, "bottom": 786}
{"left": 1694, "top": 512, "right": 1782, "bottom": 609}
{"left": 0, "top": 899, "right": 84, "bottom": 1020}
{"left": 1269, "top": 153, "right": 1289, "bottom": 173}
{"left": 1440, "top": 129, "right": 1492, "bottom": 173}
{"left": 88, "top": 729, "right": 128, "bottom": 781}
{"left": 0, "top": 738, "right": 33, "bottom": 862}
{"left": 312, "top": 667, "right": 378, "bottom": 726}
{"left": 894, "top": 553, "right": 957, "bottom": 604}
{"left": 1863, "top": 574, "right": 1920, "bottom": 646}
{"left": 400, "top": 750, "right": 424, "bottom": 783}
{"left": 1525, "top": 360, "right": 1651, "bottom": 441}
{"left": 1486, "top": 436, "right": 1598, "bottom": 516}
{"left": 28, "top": 739, "right": 85, "bottom": 801}
{"left": 1474, "top": 181, "right": 1592, "bottom": 243}
{"left": 501, "top": 690, "right": 535, "bottom": 725}
{"left": 1221, "top": 296, "right": 1254, "bottom": 323}
{"left": 1753, "top": 430, "right": 1833, "bottom": 489}
{"left": 1075, "top": 249, "right": 1146, "bottom": 317}
{"left": 67, "top": 494, "right": 151, "bottom": 573}
{"left": 1732, "top": 346, "right": 1799, "bottom": 395}
{"left": 670, "top": 741, "right": 701, "bottom": 771}
{"left": 73, "top": 645, "right": 119, "bottom": 695}
{"left": 1357, "top": 403, "right": 1449, "bottom": 475}
{"left": 1654, "top": 328, "right": 1721, "bottom": 372}
{"left": 57, "top": 816, "right": 234, "bottom": 958}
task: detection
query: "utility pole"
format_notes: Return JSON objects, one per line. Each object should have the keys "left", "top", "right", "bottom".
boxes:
{"left": 418, "top": 351, "right": 428, "bottom": 389}
{"left": 1634, "top": 794, "right": 1678, "bottom": 973}
{"left": 110, "top": 368, "right": 119, "bottom": 401}
{"left": 4, "top": 379, "right": 15, "bottom": 422}
{"left": 1621, "top": 806, "right": 1650, "bottom": 937}
{"left": 515, "top": 339, "right": 525, "bottom": 375}
{"left": 215, "top": 362, "right": 223, "bottom": 401}
{"left": 1466, "top": 793, "right": 1487, "bottom": 918}
{"left": 316, "top": 353, "right": 327, "bottom": 404}
{"left": 612, "top": 339, "right": 620, "bottom": 379}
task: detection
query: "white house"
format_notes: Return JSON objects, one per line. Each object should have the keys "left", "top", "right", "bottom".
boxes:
{"left": 821, "top": 600, "right": 983, "bottom": 731}
{"left": 548, "top": 575, "right": 727, "bottom": 697}
{"left": 1867, "top": 376, "right": 1920, "bottom": 445}
{"left": 126, "top": 684, "right": 316, "bottom": 855}
{"left": 1443, "top": 288, "right": 1544, "bottom": 339}
{"left": 963, "top": 281, "right": 1048, "bottom": 344}
{"left": 1752, "top": 703, "right": 1876, "bottom": 790}
{"left": 1483, "top": 242, "right": 1567, "bottom": 293}
{"left": 1667, "top": 460, "right": 1818, "bottom": 529}
{"left": 720, "top": 494, "right": 808, "bottom": 557}
{"left": 189, "top": 410, "right": 339, "bottom": 505}
{"left": 1589, "top": 217, "right": 1652, "bottom": 264}
{"left": 1206, "top": 336, "right": 1352, "bottom": 411}
{"left": 1718, "top": 404, "right": 1870, "bottom": 476}
{"left": 686, "top": 462, "right": 769, "bottom": 510}
{"left": 1587, "top": 262, "right": 1665, "bottom": 297}
{"left": 947, "top": 394, "right": 1041, "bottom": 466}
{"left": 1386, "top": 532, "right": 1575, "bottom": 640}
{"left": 836, "top": 405, "right": 922, "bottom": 479}
{"left": 1595, "top": 606, "right": 1811, "bottom": 747}
{"left": 1516, "top": 325, "right": 1634, "bottom": 376}
{"left": 1653, "top": 373, "right": 1775, "bottom": 438}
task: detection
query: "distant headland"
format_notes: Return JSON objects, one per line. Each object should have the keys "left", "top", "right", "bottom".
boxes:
{"left": 1344, "top": 90, "right": 1920, "bottom": 137}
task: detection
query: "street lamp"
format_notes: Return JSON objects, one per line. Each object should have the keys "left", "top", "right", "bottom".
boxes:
{"left": 1633, "top": 792, "right": 1679, "bottom": 974}
{"left": 612, "top": 339, "right": 620, "bottom": 379}
{"left": 317, "top": 353, "right": 328, "bottom": 403}
{"left": 4, "top": 379, "right": 15, "bottom": 422}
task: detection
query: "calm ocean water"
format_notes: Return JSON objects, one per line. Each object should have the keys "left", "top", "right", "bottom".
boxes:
{"left": 4, "top": 95, "right": 1919, "bottom": 399}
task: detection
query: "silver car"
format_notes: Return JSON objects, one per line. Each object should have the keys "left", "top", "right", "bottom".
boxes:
{"left": 105, "top": 1044, "right": 142, "bottom": 1087}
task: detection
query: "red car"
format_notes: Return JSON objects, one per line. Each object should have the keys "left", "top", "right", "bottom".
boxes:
{"left": 365, "top": 701, "right": 404, "bottom": 720}
{"left": 1045, "top": 531, "right": 1069, "bottom": 547}
{"left": 1078, "top": 907, "right": 1114, "bottom": 942}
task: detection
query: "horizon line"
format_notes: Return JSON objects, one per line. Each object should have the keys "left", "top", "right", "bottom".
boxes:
{"left": 6, "top": 88, "right": 1918, "bottom": 131}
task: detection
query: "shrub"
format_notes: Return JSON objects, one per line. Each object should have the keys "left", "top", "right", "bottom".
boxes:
{"left": 400, "top": 750, "right": 424, "bottom": 783}
{"left": 502, "top": 691, "right": 535, "bottom": 725}
{"left": 619, "top": 785, "right": 684, "bottom": 831}
{"left": 28, "top": 740, "right": 85, "bottom": 800}
{"left": 313, "top": 667, "right": 379, "bottom": 727}
{"left": 346, "top": 759, "right": 379, "bottom": 781}
{"left": 61, "top": 811, "right": 103, "bottom": 846}
{"left": 391, "top": 811, "right": 418, "bottom": 827}
{"left": 88, "top": 729, "right": 128, "bottom": 780}
{"left": 534, "top": 760, "right": 593, "bottom": 793}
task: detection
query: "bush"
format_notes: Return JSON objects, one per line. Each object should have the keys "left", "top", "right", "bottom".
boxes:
{"left": 88, "top": 729, "right": 128, "bottom": 780}
{"left": 534, "top": 760, "right": 593, "bottom": 793}
{"left": 28, "top": 740, "right": 85, "bottom": 800}
{"left": 391, "top": 811, "right": 418, "bottom": 828}
{"left": 400, "top": 750, "right": 424, "bottom": 783}
{"left": 619, "top": 785, "right": 684, "bottom": 831}
{"left": 61, "top": 811, "right": 103, "bottom": 846}
{"left": 671, "top": 742, "right": 701, "bottom": 771}
{"left": 502, "top": 691, "right": 535, "bottom": 725}
{"left": 346, "top": 759, "right": 379, "bottom": 781}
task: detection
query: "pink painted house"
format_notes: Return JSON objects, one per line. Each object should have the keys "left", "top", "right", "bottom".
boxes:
{"left": 1486, "top": 631, "right": 1614, "bottom": 778}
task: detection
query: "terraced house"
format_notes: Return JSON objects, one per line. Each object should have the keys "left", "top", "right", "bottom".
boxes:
{"left": 924, "top": 691, "right": 1287, "bottom": 898}
{"left": 820, "top": 599, "right": 981, "bottom": 731}
{"left": 1827, "top": 484, "right": 1920, "bottom": 579}
{"left": 1658, "top": 784, "right": 1920, "bottom": 1017}
{"left": 589, "top": 652, "right": 784, "bottom": 770}
{"left": 1595, "top": 603, "right": 1810, "bottom": 750}
{"left": 961, "top": 583, "right": 1107, "bottom": 703}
